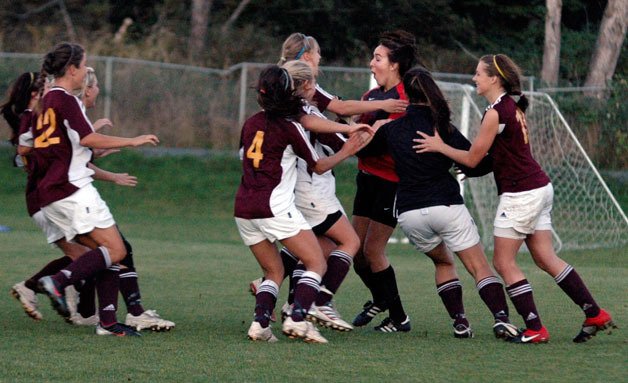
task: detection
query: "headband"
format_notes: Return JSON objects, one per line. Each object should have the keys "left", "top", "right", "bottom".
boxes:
{"left": 281, "top": 68, "right": 291, "bottom": 90}
{"left": 493, "top": 55, "right": 506, "bottom": 80}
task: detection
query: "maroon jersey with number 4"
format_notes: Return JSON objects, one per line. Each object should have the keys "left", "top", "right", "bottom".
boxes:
{"left": 234, "top": 111, "right": 320, "bottom": 219}
{"left": 488, "top": 95, "right": 550, "bottom": 194}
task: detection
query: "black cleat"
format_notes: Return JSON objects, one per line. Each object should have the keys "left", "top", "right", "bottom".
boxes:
{"left": 352, "top": 300, "right": 387, "bottom": 327}
{"left": 374, "top": 316, "right": 411, "bottom": 333}
{"left": 37, "top": 276, "right": 70, "bottom": 319}
{"left": 493, "top": 320, "right": 519, "bottom": 339}
{"left": 96, "top": 322, "right": 142, "bottom": 337}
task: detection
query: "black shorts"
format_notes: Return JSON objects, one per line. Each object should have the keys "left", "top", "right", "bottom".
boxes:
{"left": 312, "top": 210, "right": 343, "bottom": 236}
{"left": 352, "top": 171, "right": 398, "bottom": 228}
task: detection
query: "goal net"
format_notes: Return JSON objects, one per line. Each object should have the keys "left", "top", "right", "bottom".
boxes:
{"left": 439, "top": 82, "right": 628, "bottom": 251}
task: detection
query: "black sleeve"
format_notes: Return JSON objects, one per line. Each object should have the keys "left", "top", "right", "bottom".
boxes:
{"left": 447, "top": 127, "right": 493, "bottom": 177}
{"left": 356, "top": 123, "right": 389, "bottom": 158}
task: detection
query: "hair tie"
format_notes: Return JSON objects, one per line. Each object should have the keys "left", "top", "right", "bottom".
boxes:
{"left": 29, "top": 72, "right": 34, "bottom": 86}
{"left": 259, "top": 88, "right": 266, "bottom": 94}
{"left": 281, "top": 68, "right": 291, "bottom": 90}
{"left": 493, "top": 55, "right": 507, "bottom": 80}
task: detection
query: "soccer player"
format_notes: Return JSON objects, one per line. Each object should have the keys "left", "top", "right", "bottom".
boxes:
{"left": 359, "top": 66, "right": 519, "bottom": 339}
{"left": 350, "top": 30, "right": 419, "bottom": 332}
{"left": 235, "top": 65, "right": 369, "bottom": 343}
{"left": 414, "top": 54, "right": 616, "bottom": 343}
{"left": 32, "top": 42, "right": 158, "bottom": 336}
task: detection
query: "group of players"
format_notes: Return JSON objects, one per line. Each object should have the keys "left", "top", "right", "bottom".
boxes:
{"left": 2, "top": 43, "right": 174, "bottom": 336}
{"left": 1, "top": 31, "right": 616, "bottom": 343}
{"left": 234, "top": 31, "right": 616, "bottom": 344}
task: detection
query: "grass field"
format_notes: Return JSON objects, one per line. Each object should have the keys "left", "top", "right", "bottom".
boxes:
{"left": 0, "top": 147, "right": 626, "bottom": 382}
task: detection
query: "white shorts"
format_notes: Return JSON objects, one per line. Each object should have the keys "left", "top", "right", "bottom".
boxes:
{"left": 398, "top": 204, "right": 480, "bottom": 253}
{"left": 296, "top": 197, "right": 345, "bottom": 228}
{"left": 41, "top": 183, "right": 116, "bottom": 241}
{"left": 235, "top": 206, "right": 311, "bottom": 246}
{"left": 32, "top": 210, "right": 65, "bottom": 244}
{"left": 493, "top": 183, "right": 553, "bottom": 240}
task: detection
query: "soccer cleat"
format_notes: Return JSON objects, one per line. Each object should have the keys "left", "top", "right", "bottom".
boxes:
{"left": 125, "top": 309, "right": 175, "bottom": 331}
{"left": 573, "top": 309, "right": 617, "bottom": 343}
{"left": 247, "top": 321, "right": 278, "bottom": 343}
{"left": 69, "top": 313, "right": 99, "bottom": 326}
{"left": 64, "top": 285, "right": 79, "bottom": 317}
{"left": 307, "top": 302, "right": 353, "bottom": 332}
{"left": 280, "top": 302, "right": 293, "bottom": 323}
{"left": 96, "top": 322, "right": 141, "bottom": 337}
{"left": 352, "top": 300, "right": 388, "bottom": 327}
{"left": 508, "top": 326, "right": 550, "bottom": 344}
{"left": 374, "top": 316, "right": 411, "bottom": 333}
{"left": 454, "top": 323, "right": 474, "bottom": 339}
{"left": 493, "top": 319, "right": 519, "bottom": 339}
{"left": 37, "top": 276, "right": 70, "bottom": 319}
{"left": 282, "top": 317, "right": 328, "bottom": 343}
{"left": 10, "top": 281, "right": 43, "bottom": 321}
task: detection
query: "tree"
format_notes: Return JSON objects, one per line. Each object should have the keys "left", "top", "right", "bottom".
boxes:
{"left": 584, "top": 0, "right": 627, "bottom": 98}
{"left": 541, "top": 0, "right": 562, "bottom": 86}
{"left": 188, "top": 0, "right": 212, "bottom": 62}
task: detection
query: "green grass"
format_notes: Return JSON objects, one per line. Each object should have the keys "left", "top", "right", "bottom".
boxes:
{"left": 0, "top": 147, "right": 626, "bottom": 382}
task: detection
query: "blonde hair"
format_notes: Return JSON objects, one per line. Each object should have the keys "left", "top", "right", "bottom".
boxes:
{"left": 76, "top": 67, "right": 97, "bottom": 99}
{"left": 281, "top": 60, "right": 314, "bottom": 98}
{"left": 278, "top": 33, "right": 320, "bottom": 65}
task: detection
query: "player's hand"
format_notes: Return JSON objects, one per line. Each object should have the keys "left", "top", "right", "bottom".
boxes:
{"left": 93, "top": 118, "right": 113, "bottom": 132}
{"left": 347, "top": 123, "right": 374, "bottom": 137}
{"left": 343, "top": 129, "right": 373, "bottom": 155}
{"left": 413, "top": 129, "right": 444, "bottom": 153}
{"left": 372, "top": 118, "right": 392, "bottom": 132}
{"left": 132, "top": 134, "right": 160, "bottom": 147}
{"left": 92, "top": 148, "right": 120, "bottom": 158}
{"left": 113, "top": 173, "right": 137, "bottom": 187}
{"left": 381, "top": 98, "right": 408, "bottom": 114}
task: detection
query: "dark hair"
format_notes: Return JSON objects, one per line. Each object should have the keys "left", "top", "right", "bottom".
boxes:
{"left": 480, "top": 54, "right": 529, "bottom": 112}
{"left": 403, "top": 66, "right": 452, "bottom": 137}
{"left": 256, "top": 65, "right": 303, "bottom": 119}
{"left": 379, "top": 30, "right": 421, "bottom": 77}
{"left": 0, "top": 72, "right": 44, "bottom": 145}
{"left": 41, "top": 42, "right": 85, "bottom": 78}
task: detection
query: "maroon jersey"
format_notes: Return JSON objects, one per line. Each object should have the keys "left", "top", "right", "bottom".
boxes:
{"left": 31, "top": 87, "right": 95, "bottom": 208}
{"left": 234, "top": 111, "right": 319, "bottom": 219}
{"left": 312, "top": 84, "right": 334, "bottom": 113}
{"left": 488, "top": 94, "right": 550, "bottom": 194}
{"left": 356, "top": 82, "right": 408, "bottom": 182}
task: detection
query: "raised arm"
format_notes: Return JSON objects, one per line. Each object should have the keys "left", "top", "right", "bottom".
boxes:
{"left": 311, "top": 130, "right": 372, "bottom": 174}
{"left": 80, "top": 132, "right": 159, "bottom": 149}
{"left": 299, "top": 114, "right": 373, "bottom": 136}
{"left": 327, "top": 98, "right": 408, "bottom": 116}
{"left": 413, "top": 109, "right": 499, "bottom": 168}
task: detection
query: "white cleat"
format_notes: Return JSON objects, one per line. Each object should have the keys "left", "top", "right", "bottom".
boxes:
{"left": 247, "top": 321, "right": 278, "bottom": 343}
{"left": 280, "top": 302, "right": 293, "bottom": 323}
{"left": 69, "top": 313, "right": 99, "bottom": 326}
{"left": 10, "top": 281, "right": 42, "bottom": 321}
{"left": 125, "top": 309, "right": 175, "bottom": 331}
{"left": 307, "top": 302, "right": 353, "bottom": 332}
{"left": 64, "top": 285, "right": 79, "bottom": 317}
{"left": 282, "top": 317, "right": 328, "bottom": 344}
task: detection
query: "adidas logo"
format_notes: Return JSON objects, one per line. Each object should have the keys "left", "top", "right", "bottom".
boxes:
{"left": 496, "top": 310, "right": 506, "bottom": 317}
{"left": 582, "top": 303, "right": 593, "bottom": 311}
{"left": 61, "top": 270, "right": 72, "bottom": 279}
{"left": 526, "top": 312, "right": 538, "bottom": 321}
{"left": 103, "top": 304, "right": 116, "bottom": 311}
{"left": 500, "top": 212, "right": 507, "bottom": 218}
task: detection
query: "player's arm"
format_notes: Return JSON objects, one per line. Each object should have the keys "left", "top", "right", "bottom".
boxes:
{"left": 17, "top": 145, "right": 32, "bottom": 156}
{"left": 80, "top": 132, "right": 159, "bottom": 149}
{"left": 327, "top": 98, "right": 408, "bottom": 116}
{"left": 311, "top": 131, "right": 371, "bottom": 174}
{"left": 299, "top": 114, "right": 372, "bottom": 136}
{"left": 88, "top": 162, "right": 137, "bottom": 187}
{"left": 413, "top": 109, "right": 499, "bottom": 168}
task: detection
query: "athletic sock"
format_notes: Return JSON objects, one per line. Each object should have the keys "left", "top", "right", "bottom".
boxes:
{"left": 315, "top": 250, "right": 352, "bottom": 306}
{"left": 254, "top": 280, "right": 279, "bottom": 328}
{"left": 554, "top": 265, "right": 600, "bottom": 318}
{"left": 476, "top": 276, "right": 510, "bottom": 322}
{"left": 291, "top": 271, "right": 321, "bottom": 322}
{"left": 96, "top": 265, "right": 120, "bottom": 326}
{"left": 354, "top": 262, "right": 380, "bottom": 303}
{"left": 373, "top": 266, "right": 406, "bottom": 323}
{"left": 25, "top": 256, "right": 72, "bottom": 291}
{"left": 506, "top": 279, "right": 543, "bottom": 331}
{"left": 119, "top": 267, "right": 145, "bottom": 316}
{"left": 76, "top": 277, "right": 96, "bottom": 318}
{"left": 280, "top": 247, "right": 299, "bottom": 280}
{"left": 52, "top": 247, "right": 111, "bottom": 289}
{"left": 437, "top": 279, "right": 467, "bottom": 325}
{"left": 287, "top": 264, "right": 305, "bottom": 305}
